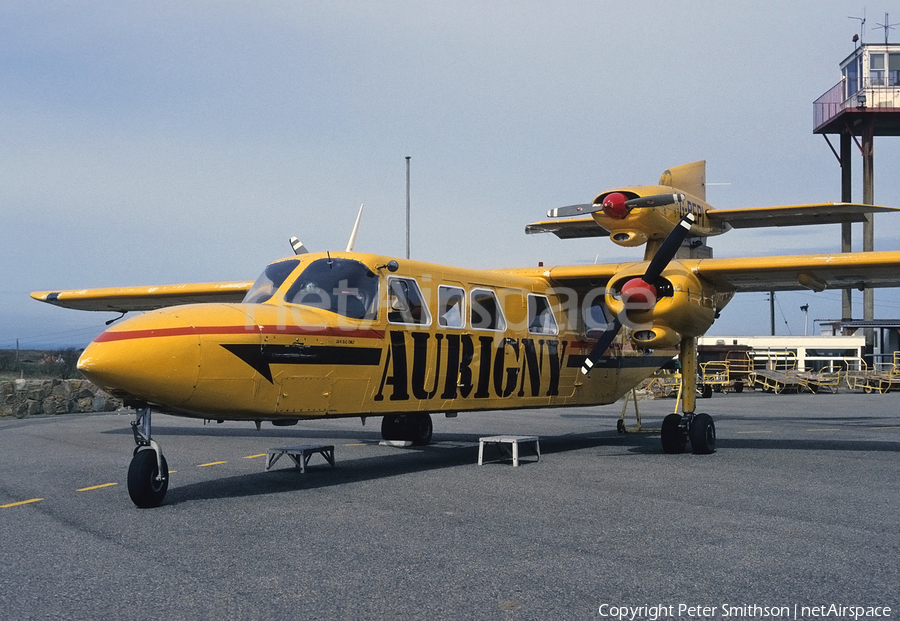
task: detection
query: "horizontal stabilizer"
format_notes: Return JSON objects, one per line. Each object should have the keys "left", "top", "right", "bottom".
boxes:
{"left": 707, "top": 203, "right": 900, "bottom": 229}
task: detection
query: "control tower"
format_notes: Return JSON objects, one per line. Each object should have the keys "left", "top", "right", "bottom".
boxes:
{"left": 813, "top": 42, "right": 900, "bottom": 346}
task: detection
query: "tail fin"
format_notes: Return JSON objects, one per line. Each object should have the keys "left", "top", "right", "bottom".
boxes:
{"left": 659, "top": 161, "right": 706, "bottom": 201}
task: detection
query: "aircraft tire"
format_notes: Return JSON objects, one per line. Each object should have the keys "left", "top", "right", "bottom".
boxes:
{"left": 128, "top": 449, "right": 169, "bottom": 509}
{"left": 380, "top": 415, "right": 405, "bottom": 441}
{"left": 660, "top": 413, "right": 686, "bottom": 454}
{"left": 689, "top": 413, "right": 716, "bottom": 454}
{"left": 407, "top": 413, "right": 433, "bottom": 446}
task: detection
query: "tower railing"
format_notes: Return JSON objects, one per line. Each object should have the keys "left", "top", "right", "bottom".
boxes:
{"left": 814, "top": 77, "right": 900, "bottom": 131}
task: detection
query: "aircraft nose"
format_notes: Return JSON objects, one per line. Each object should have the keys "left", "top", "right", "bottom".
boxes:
{"left": 78, "top": 308, "right": 203, "bottom": 406}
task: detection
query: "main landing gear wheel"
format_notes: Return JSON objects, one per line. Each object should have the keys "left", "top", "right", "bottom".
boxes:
{"left": 128, "top": 449, "right": 169, "bottom": 509}
{"left": 689, "top": 413, "right": 716, "bottom": 454}
{"left": 380, "top": 413, "right": 433, "bottom": 446}
{"left": 660, "top": 413, "right": 687, "bottom": 454}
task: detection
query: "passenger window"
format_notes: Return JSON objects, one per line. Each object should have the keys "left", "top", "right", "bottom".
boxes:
{"left": 528, "top": 294, "right": 558, "bottom": 335}
{"left": 470, "top": 288, "right": 506, "bottom": 331}
{"left": 387, "top": 277, "right": 431, "bottom": 325}
{"left": 584, "top": 297, "right": 614, "bottom": 339}
{"left": 438, "top": 286, "right": 465, "bottom": 328}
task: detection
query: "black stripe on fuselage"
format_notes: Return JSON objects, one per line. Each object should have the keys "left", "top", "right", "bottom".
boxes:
{"left": 566, "top": 354, "right": 674, "bottom": 369}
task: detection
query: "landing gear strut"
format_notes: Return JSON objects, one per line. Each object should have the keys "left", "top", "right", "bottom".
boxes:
{"left": 662, "top": 337, "right": 716, "bottom": 455}
{"left": 128, "top": 406, "right": 169, "bottom": 508}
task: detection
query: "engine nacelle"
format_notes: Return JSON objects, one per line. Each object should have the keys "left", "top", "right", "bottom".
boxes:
{"left": 629, "top": 325, "right": 681, "bottom": 349}
{"left": 605, "top": 261, "right": 718, "bottom": 349}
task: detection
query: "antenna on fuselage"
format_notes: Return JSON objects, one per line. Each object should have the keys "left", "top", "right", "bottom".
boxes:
{"left": 346, "top": 203, "right": 365, "bottom": 252}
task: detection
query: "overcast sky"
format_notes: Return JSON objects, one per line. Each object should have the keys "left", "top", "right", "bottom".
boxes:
{"left": 4, "top": 1, "right": 900, "bottom": 349}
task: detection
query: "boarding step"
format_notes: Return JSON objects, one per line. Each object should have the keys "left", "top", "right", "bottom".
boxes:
{"left": 265, "top": 444, "right": 335, "bottom": 473}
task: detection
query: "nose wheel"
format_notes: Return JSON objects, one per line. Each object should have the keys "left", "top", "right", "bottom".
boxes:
{"left": 128, "top": 407, "right": 169, "bottom": 508}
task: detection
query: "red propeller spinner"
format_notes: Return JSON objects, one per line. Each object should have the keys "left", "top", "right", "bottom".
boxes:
{"left": 601, "top": 192, "right": 630, "bottom": 219}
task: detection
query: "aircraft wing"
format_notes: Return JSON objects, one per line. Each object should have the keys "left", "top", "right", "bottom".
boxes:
{"left": 535, "top": 251, "right": 900, "bottom": 294}
{"left": 690, "top": 251, "right": 900, "bottom": 292}
{"left": 705, "top": 203, "right": 900, "bottom": 229}
{"left": 31, "top": 281, "right": 254, "bottom": 312}
{"left": 525, "top": 217, "right": 610, "bottom": 239}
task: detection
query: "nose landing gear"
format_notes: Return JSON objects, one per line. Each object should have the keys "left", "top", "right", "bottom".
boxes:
{"left": 128, "top": 406, "right": 169, "bottom": 508}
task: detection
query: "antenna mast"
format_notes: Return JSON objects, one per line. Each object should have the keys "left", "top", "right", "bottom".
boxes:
{"left": 874, "top": 12, "right": 899, "bottom": 44}
{"left": 405, "top": 156, "right": 411, "bottom": 260}
{"left": 849, "top": 10, "right": 866, "bottom": 43}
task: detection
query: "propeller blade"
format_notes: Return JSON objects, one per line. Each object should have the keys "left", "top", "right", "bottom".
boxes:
{"left": 547, "top": 203, "right": 600, "bottom": 218}
{"left": 581, "top": 316, "right": 622, "bottom": 375}
{"left": 624, "top": 193, "right": 685, "bottom": 209}
{"left": 549, "top": 193, "right": 684, "bottom": 219}
{"left": 290, "top": 237, "right": 309, "bottom": 255}
{"left": 642, "top": 212, "right": 695, "bottom": 283}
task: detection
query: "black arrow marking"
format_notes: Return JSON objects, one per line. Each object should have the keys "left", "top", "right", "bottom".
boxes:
{"left": 221, "top": 344, "right": 382, "bottom": 383}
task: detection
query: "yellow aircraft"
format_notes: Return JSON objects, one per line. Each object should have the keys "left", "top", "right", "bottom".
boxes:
{"left": 31, "top": 160, "right": 900, "bottom": 508}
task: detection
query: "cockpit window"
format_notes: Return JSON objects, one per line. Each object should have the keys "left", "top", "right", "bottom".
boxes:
{"left": 283, "top": 258, "right": 379, "bottom": 320}
{"left": 242, "top": 259, "right": 301, "bottom": 304}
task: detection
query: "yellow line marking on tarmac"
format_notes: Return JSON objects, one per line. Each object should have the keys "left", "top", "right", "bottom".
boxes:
{"left": 1, "top": 498, "right": 43, "bottom": 508}
{"left": 807, "top": 428, "right": 840, "bottom": 432}
{"left": 244, "top": 454, "right": 265, "bottom": 459}
{"left": 77, "top": 483, "right": 118, "bottom": 492}
{"left": 344, "top": 443, "right": 367, "bottom": 446}
{"left": 198, "top": 461, "right": 227, "bottom": 467}
{"left": 735, "top": 430, "right": 773, "bottom": 434}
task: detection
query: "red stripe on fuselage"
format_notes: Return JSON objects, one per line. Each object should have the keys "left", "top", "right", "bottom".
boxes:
{"left": 94, "top": 325, "right": 386, "bottom": 343}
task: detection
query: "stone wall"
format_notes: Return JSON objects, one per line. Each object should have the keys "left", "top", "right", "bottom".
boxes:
{"left": 0, "top": 379, "right": 122, "bottom": 418}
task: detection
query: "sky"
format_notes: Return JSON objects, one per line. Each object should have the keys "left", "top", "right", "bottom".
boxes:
{"left": 3, "top": 1, "right": 900, "bottom": 349}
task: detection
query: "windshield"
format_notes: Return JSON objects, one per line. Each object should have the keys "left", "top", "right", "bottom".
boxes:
{"left": 283, "top": 258, "right": 379, "bottom": 320}
{"left": 242, "top": 259, "right": 301, "bottom": 304}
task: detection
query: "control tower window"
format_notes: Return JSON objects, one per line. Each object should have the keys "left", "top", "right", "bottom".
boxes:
{"left": 889, "top": 53, "right": 900, "bottom": 86}
{"left": 870, "top": 53, "right": 885, "bottom": 86}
